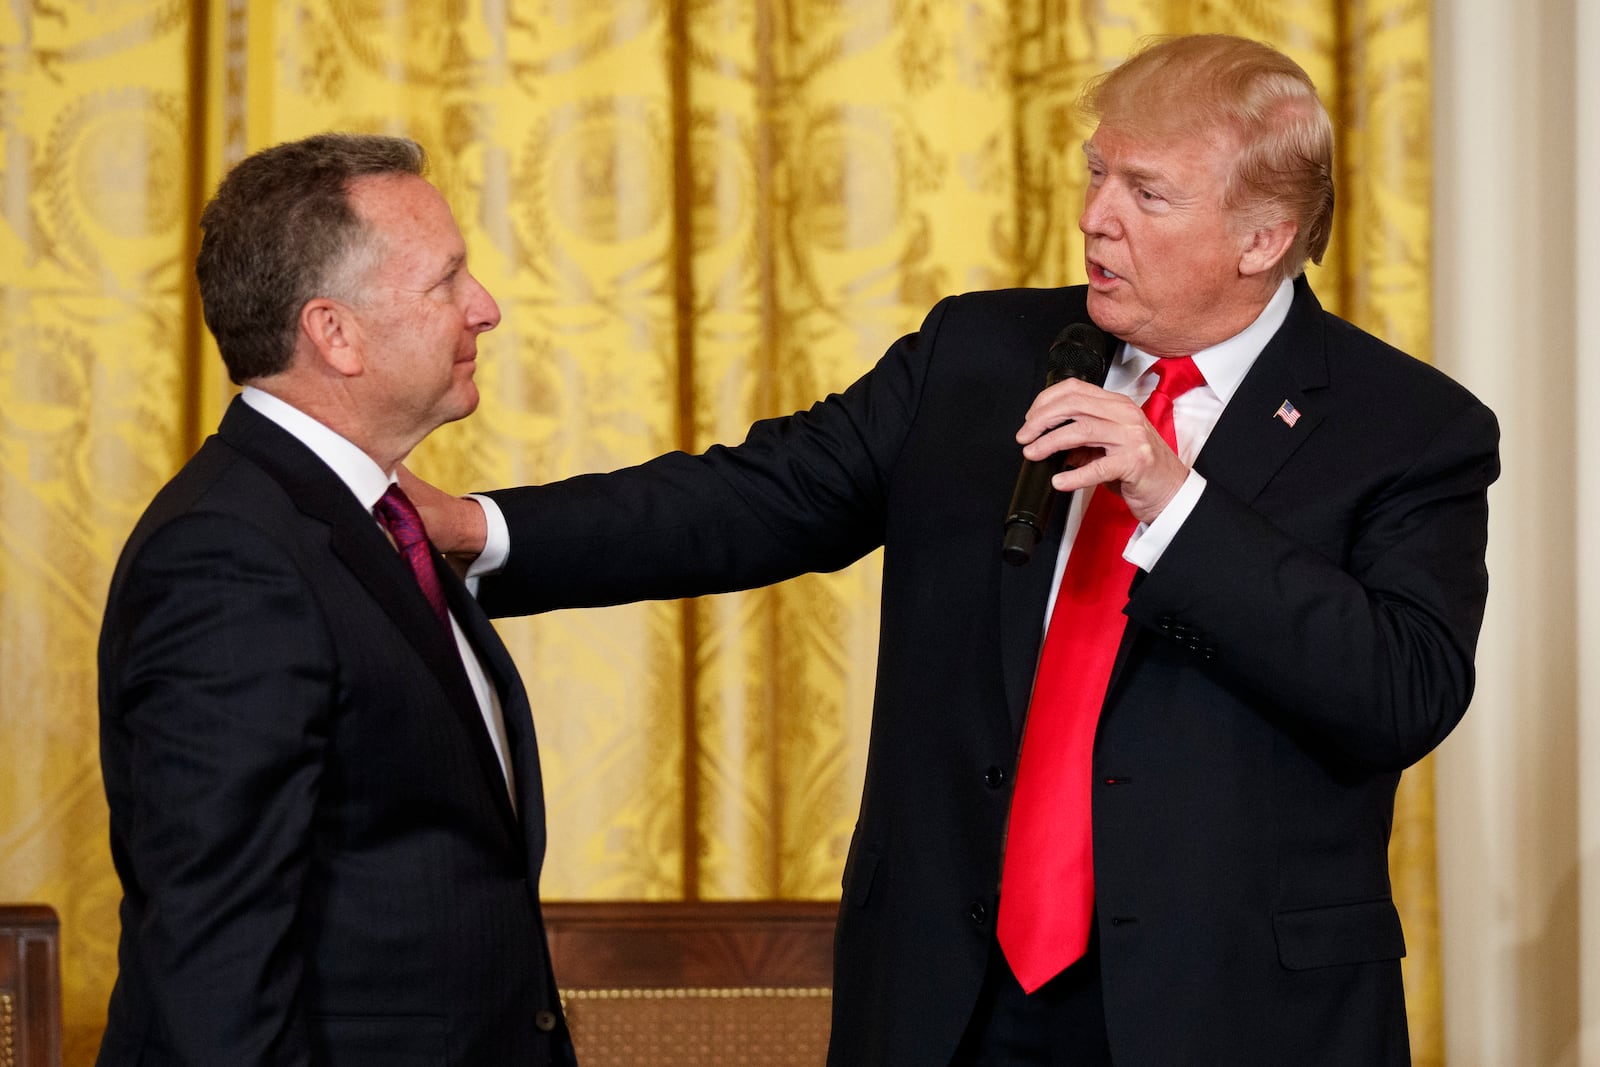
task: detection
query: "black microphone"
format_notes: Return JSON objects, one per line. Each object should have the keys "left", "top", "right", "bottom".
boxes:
{"left": 1001, "top": 322, "right": 1112, "bottom": 566}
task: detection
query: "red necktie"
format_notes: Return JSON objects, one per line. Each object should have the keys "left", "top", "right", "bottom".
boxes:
{"left": 997, "top": 355, "right": 1206, "bottom": 993}
{"left": 373, "top": 483, "right": 452, "bottom": 633}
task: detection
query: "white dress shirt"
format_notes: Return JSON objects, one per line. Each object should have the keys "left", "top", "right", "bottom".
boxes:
{"left": 241, "top": 387, "right": 517, "bottom": 805}
{"left": 1043, "top": 278, "right": 1294, "bottom": 623}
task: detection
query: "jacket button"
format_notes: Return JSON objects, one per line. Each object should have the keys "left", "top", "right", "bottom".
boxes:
{"left": 983, "top": 765, "right": 1005, "bottom": 788}
{"left": 968, "top": 899, "right": 988, "bottom": 925}
{"left": 534, "top": 1009, "right": 558, "bottom": 1032}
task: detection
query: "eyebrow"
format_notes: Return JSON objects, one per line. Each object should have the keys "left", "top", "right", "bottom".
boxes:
{"left": 1082, "top": 141, "right": 1167, "bottom": 188}
{"left": 435, "top": 252, "right": 466, "bottom": 283}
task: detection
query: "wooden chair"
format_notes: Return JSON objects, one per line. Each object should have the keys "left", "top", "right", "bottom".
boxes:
{"left": 543, "top": 900, "right": 837, "bottom": 1067}
{"left": 0, "top": 905, "right": 62, "bottom": 1067}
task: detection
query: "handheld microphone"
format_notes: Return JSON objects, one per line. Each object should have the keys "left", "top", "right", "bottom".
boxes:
{"left": 1001, "top": 322, "right": 1112, "bottom": 566}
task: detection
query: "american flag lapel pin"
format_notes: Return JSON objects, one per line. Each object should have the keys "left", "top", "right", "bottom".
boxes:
{"left": 1274, "top": 399, "right": 1301, "bottom": 427}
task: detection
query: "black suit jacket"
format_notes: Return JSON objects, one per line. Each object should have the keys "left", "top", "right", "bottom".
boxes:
{"left": 97, "top": 398, "right": 574, "bottom": 1067}
{"left": 480, "top": 280, "right": 1498, "bottom": 1065}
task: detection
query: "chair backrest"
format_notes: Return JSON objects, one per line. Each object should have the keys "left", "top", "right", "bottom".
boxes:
{"left": 0, "top": 905, "right": 62, "bottom": 1067}
{"left": 543, "top": 900, "right": 837, "bottom": 1067}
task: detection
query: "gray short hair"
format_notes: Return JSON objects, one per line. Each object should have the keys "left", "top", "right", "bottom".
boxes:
{"left": 195, "top": 133, "right": 427, "bottom": 383}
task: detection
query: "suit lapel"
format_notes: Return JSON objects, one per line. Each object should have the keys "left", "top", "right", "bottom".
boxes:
{"left": 1191, "top": 279, "right": 1329, "bottom": 502}
{"left": 439, "top": 566, "right": 547, "bottom": 859}
{"left": 218, "top": 399, "right": 525, "bottom": 839}
{"left": 999, "top": 507, "right": 1067, "bottom": 741}
{"left": 220, "top": 401, "right": 465, "bottom": 675}
{"left": 1104, "top": 279, "right": 1331, "bottom": 698}
{"left": 997, "top": 318, "right": 1113, "bottom": 740}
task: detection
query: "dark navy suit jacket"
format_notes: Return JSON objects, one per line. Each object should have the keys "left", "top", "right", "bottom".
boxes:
{"left": 98, "top": 399, "right": 574, "bottom": 1066}
{"left": 480, "top": 280, "right": 1498, "bottom": 1066}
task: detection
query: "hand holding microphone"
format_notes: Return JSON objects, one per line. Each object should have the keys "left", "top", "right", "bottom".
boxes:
{"left": 1001, "top": 323, "right": 1112, "bottom": 565}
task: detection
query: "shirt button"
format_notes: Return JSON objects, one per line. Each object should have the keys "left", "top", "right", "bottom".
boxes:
{"left": 969, "top": 899, "right": 989, "bottom": 925}
{"left": 983, "top": 766, "right": 1005, "bottom": 788}
{"left": 534, "top": 1009, "right": 558, "bottom": 1032}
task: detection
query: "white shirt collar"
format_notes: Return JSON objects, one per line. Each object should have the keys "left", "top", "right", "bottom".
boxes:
{"left": 239, "top": 386, "right": 395, "bottom": 509}
{"left": 1106, "top": 277, "right": 1295, "bottom": 404}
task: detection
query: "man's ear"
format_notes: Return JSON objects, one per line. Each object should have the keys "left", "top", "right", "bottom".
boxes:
{"left": 1239, "top": 219, "right": 1298, "bottom": 279}
{"left": 300, "top": 298, "right": 363, "bottom": 377}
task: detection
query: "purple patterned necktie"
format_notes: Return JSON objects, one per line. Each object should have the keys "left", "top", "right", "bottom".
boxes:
{"left": 373, "top": 483, "right": 451, "bottom": 633}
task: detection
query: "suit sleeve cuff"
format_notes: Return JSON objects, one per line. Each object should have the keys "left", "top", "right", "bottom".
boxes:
{"left": 1125, "top": 470, "right": 1207, "bottom": 571}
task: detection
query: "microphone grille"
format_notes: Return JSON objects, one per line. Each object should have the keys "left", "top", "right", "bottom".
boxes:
{"left": 1045, "top": 322, "right": 1111, "bottom": 386}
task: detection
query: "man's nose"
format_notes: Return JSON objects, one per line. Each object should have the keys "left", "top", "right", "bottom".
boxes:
{"left": 467, "top": 272, "right": 501, "bottom": 333}
{"left": 1079, "top": 185, "right": 1120, "bottom": 238}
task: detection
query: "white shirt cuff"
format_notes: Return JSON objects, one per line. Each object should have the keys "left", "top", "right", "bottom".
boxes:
{"left": 464, "top": 494, "right": 510, "bottom": 578}
{"left": 1124, "top": 471, "right": 1207, "bottom": 571}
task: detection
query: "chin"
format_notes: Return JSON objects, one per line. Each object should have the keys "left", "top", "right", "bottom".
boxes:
{"left": 440, "top": 385, "right": 480, "bottom": 425}
{"left": 1085, "top": 293, "right": 1129, "bottom": 337}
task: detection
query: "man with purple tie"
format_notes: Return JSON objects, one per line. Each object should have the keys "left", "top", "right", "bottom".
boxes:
{"left": 97, "top": 133, "right": 574, "bottom": 1066}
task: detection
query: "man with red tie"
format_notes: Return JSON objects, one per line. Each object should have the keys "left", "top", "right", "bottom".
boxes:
{"left": 419, "top": 34, "right": 1497, "bottom": 1065}
{"left": 97, "top": 134, "right": 574, "bottom": 1065}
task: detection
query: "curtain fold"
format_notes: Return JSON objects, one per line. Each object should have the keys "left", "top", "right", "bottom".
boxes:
{"left": 0, "top": 6, "right": 201, "bottom": 1060}
{"left": 0, "top": 3, "right": 1438, "bottom": 1061}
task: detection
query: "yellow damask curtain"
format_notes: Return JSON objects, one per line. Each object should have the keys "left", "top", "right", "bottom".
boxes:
{"left": 0, "top": 2, "right": 1437, "bottom": 1062}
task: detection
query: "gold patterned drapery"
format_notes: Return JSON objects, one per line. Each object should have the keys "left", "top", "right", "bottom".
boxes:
{"left": 0, "top": 2, "right": 1437, "bottom": 1062}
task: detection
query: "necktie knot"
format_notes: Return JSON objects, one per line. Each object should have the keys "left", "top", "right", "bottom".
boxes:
{"left": 374, "top": 484, "right": 429, "bottom": 552}
{"left": 1148, "top": 354, "right": 1205, "bottom": 402}
{"left": 1143, "top": 356, "right": 1204, "bottom": 451}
